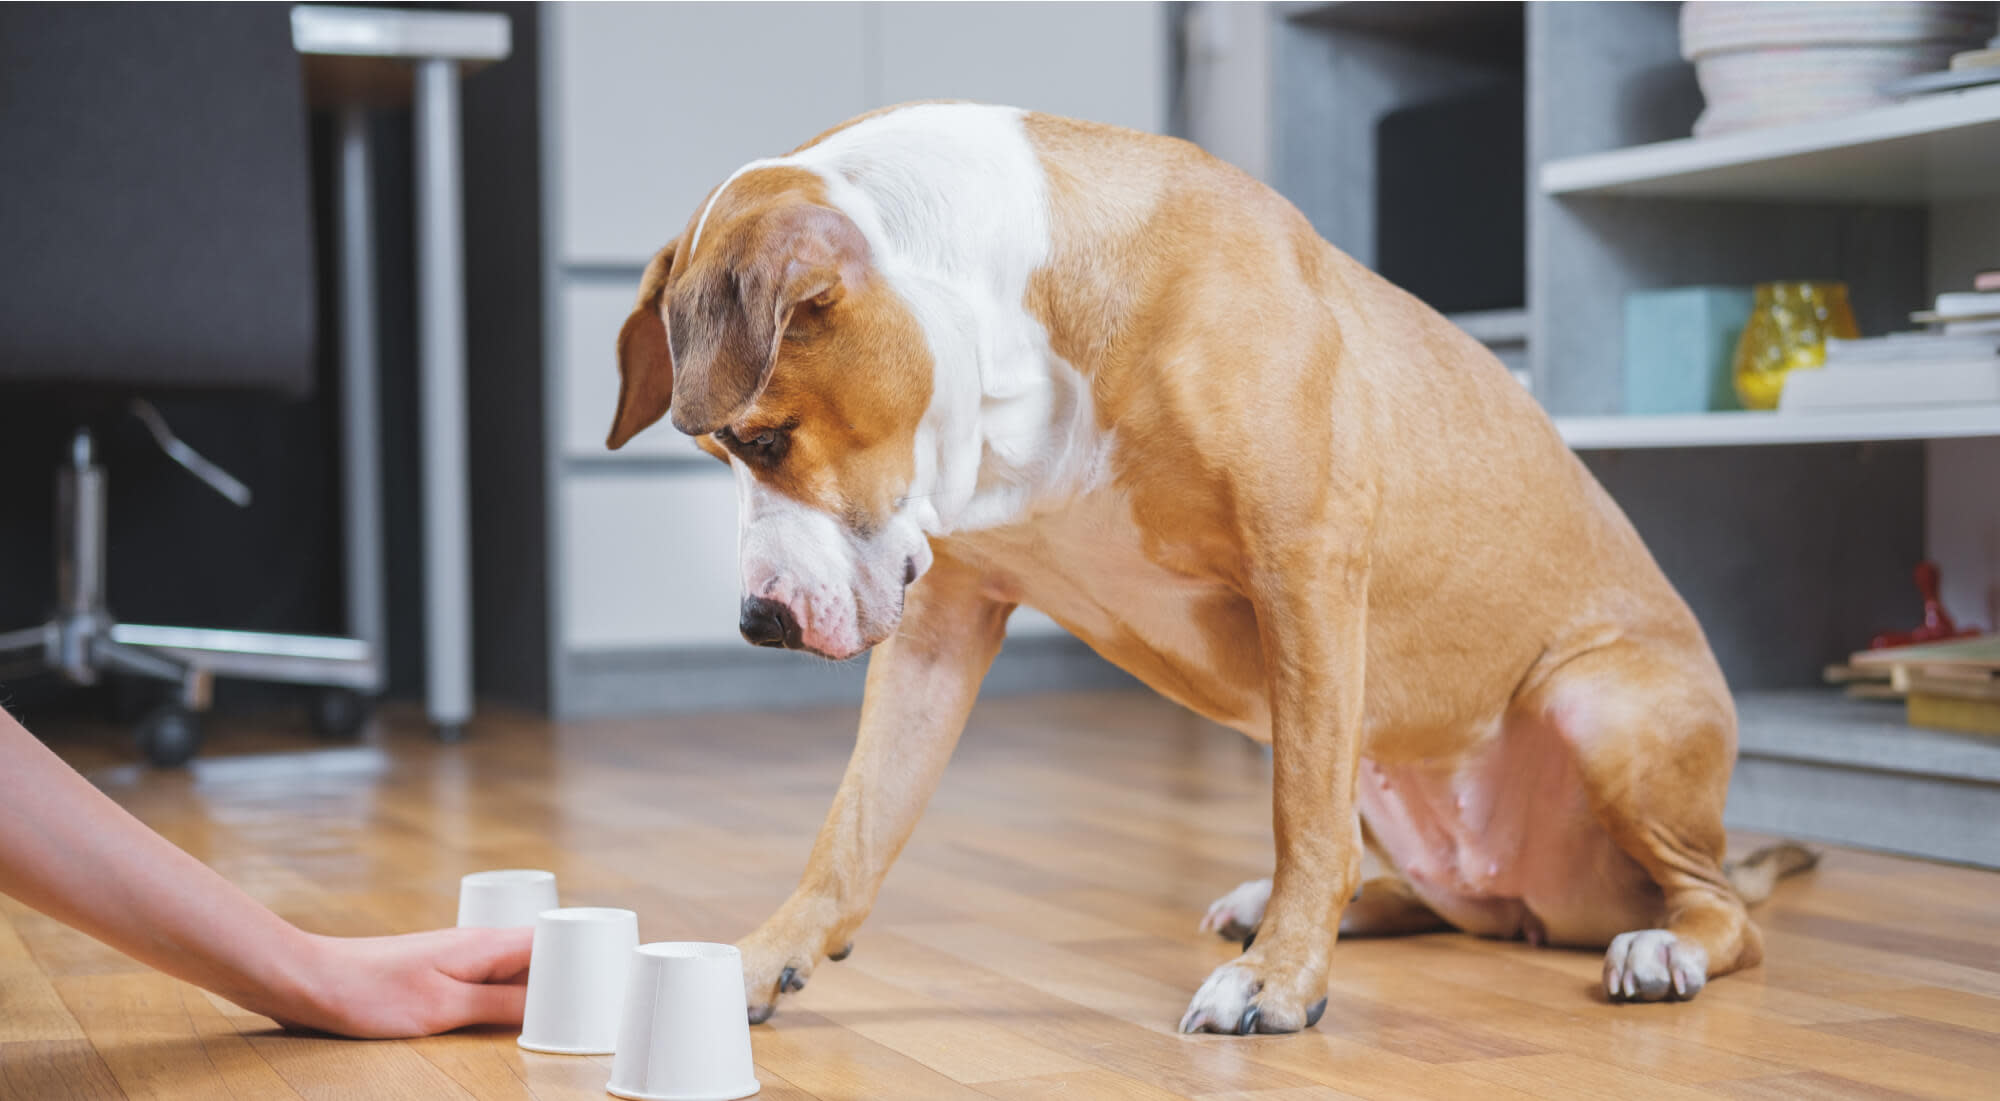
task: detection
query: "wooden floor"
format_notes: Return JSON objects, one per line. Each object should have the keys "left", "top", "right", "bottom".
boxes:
{"left": 5, "top": 691, "right": 1999, "bottom": 1100}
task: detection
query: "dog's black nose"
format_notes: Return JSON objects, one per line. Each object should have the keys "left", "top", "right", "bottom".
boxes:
{"left": 740, "top": 596, "right": 799, "bottom": 649}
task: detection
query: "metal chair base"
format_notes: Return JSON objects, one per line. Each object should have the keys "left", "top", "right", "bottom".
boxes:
{"left": 0, "top": 428, "right": 380, "bottom": 734}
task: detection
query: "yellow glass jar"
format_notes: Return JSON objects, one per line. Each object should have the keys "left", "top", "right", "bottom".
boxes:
{"left": 1732, "top": 281, "right": 1860, "bottom": 411}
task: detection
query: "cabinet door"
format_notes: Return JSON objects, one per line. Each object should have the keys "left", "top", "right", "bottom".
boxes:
{"left": 551, "top": 3, "right": 871, "bottom": 266}
{"left": 562, "top": 471, "right": 1070, "bottom": 649}
{"left": 561, "top": 472, "right": 744, "bottom": 651}
{"left": 560, "top": 278, "right": 709, "bottom": 460}
{"left": 875, "top": 3, "right": 1166, "bottom": 133}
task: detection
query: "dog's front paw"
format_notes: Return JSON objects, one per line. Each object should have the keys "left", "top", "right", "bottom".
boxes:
{"left": 1200, "top": 878, "right": 1272, "bottom": 946}
{"left": 736, "top": 932, "right": 819, "bottom": 1025}
{"left": 1178, "top": 958, "right": 1328, "bottom": 1035}
{"left": 1604, "top": 929, "right": 1708, "bottom": 1002}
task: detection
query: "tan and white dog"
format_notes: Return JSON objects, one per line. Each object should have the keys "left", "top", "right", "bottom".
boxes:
{"left": 607, "top": 104, "right": 1812, "bottom": 1035}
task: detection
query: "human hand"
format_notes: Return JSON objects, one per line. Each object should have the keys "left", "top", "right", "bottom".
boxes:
{"left": 264, "top": 926, "right": 533, "bottom": 1039}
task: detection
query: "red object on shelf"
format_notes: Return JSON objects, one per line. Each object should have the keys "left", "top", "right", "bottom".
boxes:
{"left": 1869, "top": 561, "right": 1984, "bottom": 650}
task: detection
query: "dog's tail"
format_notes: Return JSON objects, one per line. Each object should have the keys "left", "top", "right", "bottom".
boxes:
{"left": 1725, "top": 841, "right": 1821, "bottom": 904}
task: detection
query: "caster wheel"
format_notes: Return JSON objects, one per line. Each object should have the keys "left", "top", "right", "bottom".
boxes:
{"left": 136, "top": 704, "right": 202, "bottom": 768}
{"left": 310, "top": 688, "right": 372, "bottom": 739}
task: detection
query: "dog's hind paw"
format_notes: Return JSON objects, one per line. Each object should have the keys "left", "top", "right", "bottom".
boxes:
{"left": 1604, "top": 929, "right": 1708, "bottom": 1002}
{"left": 1200, "top": 878, "right": 1272, "bottom": 945}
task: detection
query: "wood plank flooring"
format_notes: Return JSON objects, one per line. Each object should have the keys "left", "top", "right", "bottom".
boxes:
{"left": 3, "top": 691, "right": 1997, "bottom": 1099}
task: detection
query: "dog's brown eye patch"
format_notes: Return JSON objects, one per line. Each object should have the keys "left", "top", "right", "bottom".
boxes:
{"left": 716, "top": 423, "right": 793, "bottom": 467}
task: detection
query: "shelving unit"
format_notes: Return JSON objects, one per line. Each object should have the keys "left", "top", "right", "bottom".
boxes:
{"left": 1541, "top": 84, "right": 2000, "bottom": 202}
{"left": 1520, "top": 4, "right": 2000, "bottom": 867}
{"left": 1249, "top": 2, "right": 2000, "bottom": 865}
{"left": 1556, "top": 404, "right": 2000, "bottom": 450}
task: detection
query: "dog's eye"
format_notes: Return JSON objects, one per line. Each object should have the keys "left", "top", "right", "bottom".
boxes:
{"left": 718, "top": 425, "right": 788, "bottom": 463}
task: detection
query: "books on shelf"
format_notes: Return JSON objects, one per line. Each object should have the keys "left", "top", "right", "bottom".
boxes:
{"left": 1912, "top": 289, "right": 2000, "bottom": 333}
{"left": 1908, "top": 693, "right": 2000, "bottom": 735}
{"left": 1934, "top": 291, "right": 2000, "bottom": 317}
{"left": 1949, "top": 45, "right": 2000, "bottom": 70}
{"left": 1824, "top": 331, "right": 1999, "bottom": 362}
{"left": 1779, "top": 361, "right": 2000, "bottom": 410}
{"left": 1828, "top": 635, "right": 2000, "bottom": 736}
{"left": 1778, "top": 308, "right": 2000, "bottom": 412}
{"left": 1849, "top": 634, "right": 2000, "bottom": 673}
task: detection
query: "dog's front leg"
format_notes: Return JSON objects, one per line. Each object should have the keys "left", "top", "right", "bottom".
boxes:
{"left": 1180, "top": 545, "right": 1369, "bottom": 1035}
{"left": 738, "top": 554, "right": 1011, "bottom": 1024}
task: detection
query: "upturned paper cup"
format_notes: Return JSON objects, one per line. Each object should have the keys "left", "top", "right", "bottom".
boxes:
{"left": 518, "top": 907, "right": 641, "bottom": 1055}
{"left": 457, "top": 869, "right": 559, "bottom": 929}
{"left": 607, "top": 942, "right": 760, "bottom": 1101}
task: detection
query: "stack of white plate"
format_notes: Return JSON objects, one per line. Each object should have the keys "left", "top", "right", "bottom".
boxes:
{"left": 1682, "top": 2, "right": 1997, "bottom": 136}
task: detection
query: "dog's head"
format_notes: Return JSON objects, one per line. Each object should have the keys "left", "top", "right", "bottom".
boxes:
{"left": 607, "top": 168, "right": 935, "bottom": 660}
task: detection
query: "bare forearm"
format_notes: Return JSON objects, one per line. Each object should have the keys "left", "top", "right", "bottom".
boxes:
{"left": 0, "top": 709, "right": 311, "bottom": 1017}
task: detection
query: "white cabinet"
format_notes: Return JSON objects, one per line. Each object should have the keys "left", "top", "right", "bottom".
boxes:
{"left": 551, "top": 3, "right": 872, "bottom": 267}
{"left": 541, "top": 3, "right": 1163, "bottom": 708}
{"left": 551, "top": 2, "right": 1165, "bottom": 268}
{"left": 560, "top": 279, "right": 708, "bottom": 460}
{"left": 875, "top": 3, "right": 1165, "bottom": 133}
{"left": 561, "top": 474, "right": 745, "bottom": 651}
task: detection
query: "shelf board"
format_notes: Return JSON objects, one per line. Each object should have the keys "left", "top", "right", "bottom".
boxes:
{"left": 1736, "top": 691, "right": 2000, "bottom": 785}
{"left": 1540, "top": 85, "right": 2000, "bottom": 202}
{"left": 1280, "top": 1, "right": 1518, "bottom": 35}
{"left": 1555, "top": 404, "right": 2000, "bottom": 450}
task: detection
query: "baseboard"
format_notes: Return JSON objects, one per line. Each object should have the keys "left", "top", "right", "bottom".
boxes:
{"left": 556, "top": 634, "right": 1140, "bottom": 719}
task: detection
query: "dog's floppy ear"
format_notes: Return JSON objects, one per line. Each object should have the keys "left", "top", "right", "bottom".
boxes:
{"left": 607, "top": 240, "right": 679, "bottom": 450}
{"left": 666, "top": 204, "right": 867, "bottom": 435}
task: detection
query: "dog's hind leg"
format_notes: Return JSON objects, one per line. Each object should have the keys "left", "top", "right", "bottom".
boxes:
{"left": 1337, "top": 824, "right": 1449, "bottom": 938}
{"left": 1340, "top": 875, "right": 1450, "bottom": 937}
{"left": 1203, "top": 867, "right": 1443, "bottom": 948}
{"left": 1200, "top": 878, "right": 1272, "bottom": 945}
{"left": 1524, "top": 638, "right": 1762, "bottom": 1003}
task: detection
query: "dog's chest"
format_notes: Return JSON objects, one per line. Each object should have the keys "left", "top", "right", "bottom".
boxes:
{"left": 949, "top": 494, "right": 1271, "bottom": 736}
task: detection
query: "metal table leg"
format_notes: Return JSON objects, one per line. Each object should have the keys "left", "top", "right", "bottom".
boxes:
{"left": 336, "top": 105, "right": 388, "bottom": 695}
{"left": 413, "top": 58, "right": 473, "bottom": 740}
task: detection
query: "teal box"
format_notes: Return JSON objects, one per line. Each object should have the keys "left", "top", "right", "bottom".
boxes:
{"left": 1622, "top": 287, "right": 1752, "bottom": 414}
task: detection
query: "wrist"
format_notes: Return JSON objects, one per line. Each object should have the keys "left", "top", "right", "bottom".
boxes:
{"left": 240, "top": 924, "right": 334, "bottom": 1029}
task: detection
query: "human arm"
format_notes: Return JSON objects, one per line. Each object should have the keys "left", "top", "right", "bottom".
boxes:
{"left": 0, "top": 706, "right": 529, "bottom": 1038}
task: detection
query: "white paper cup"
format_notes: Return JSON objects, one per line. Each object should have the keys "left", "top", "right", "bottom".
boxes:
{"left": 457, "top": 869, "right": 560, "bottom": 929}
{"left": 607, "top": 942, "right": 760, "bottom": 1101}
{"left": 518, "top": 907, "right": 641, "bottom": 1055}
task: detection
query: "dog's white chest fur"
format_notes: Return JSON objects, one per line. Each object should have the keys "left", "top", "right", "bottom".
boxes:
{"left": 774, "top": 104, "right": 1106, "bottom": 538}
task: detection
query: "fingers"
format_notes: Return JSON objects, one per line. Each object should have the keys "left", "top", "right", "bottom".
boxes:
{"left": 417, "top": 927, "right": 535, "bottom": 1032}
{"left": 444, "top": 927, "right": 530, "bottom": 1029}
{"left": 436, "top": 926, "right": 534, "bottom": 985}
{"left": 445, "top": 973, "right": 529, "bottom": 1028}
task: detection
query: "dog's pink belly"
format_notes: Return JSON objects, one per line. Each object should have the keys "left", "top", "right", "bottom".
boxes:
{"left": 1357, "top": 714, "right": 1658, "bottom": 946}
